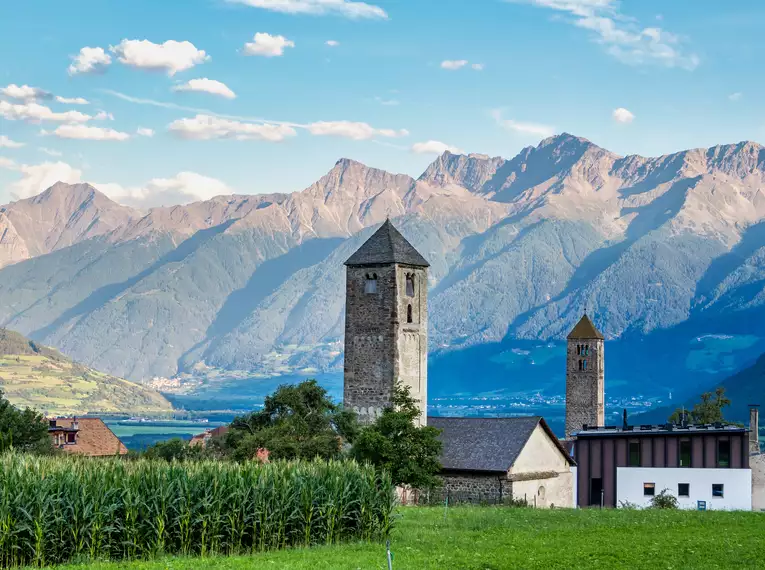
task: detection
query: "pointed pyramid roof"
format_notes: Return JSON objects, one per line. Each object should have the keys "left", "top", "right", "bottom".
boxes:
{"left": 345, "top": 219, "right": 430, "bottom": 267}
{"left": 567, "top": 313, "right": 604, "bottom": 340}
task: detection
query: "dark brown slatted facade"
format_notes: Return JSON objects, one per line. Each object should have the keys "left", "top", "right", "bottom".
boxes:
{"left": 573, "top": 429, "right": 749, "bottom": 508}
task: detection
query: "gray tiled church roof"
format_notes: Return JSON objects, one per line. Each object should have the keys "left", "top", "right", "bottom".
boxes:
{"left": 428, "top": 416, "right": 575, "bottom": 472}
{"left": 344, "top": 220, "right": 430, "bottom": 267}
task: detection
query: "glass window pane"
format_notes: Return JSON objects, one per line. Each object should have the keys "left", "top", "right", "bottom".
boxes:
{"left": 712, "top": 484, "right": 724, "bottom": 497}
{"left": 678, "top": 483, "right": 689, "bottom": 497}
{"left": 679, "top": 440, "right": 691, "bottom": 467}
{"left": 643, "top": 483, "right": 655, "bottom": 496}
{"left": 717, "top": 439, "right": 730, "bottom": 468}
{"left": 629, "top": 441, "right": 641, "bottom": 467}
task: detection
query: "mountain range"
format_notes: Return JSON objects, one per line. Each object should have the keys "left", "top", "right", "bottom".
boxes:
{"left": 2, "top": 133, "right": 765, "bottom": 419}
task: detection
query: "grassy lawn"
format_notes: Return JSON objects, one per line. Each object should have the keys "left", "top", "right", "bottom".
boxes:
{"left": 48, "top": 506, "right": 765, "bottom": 570}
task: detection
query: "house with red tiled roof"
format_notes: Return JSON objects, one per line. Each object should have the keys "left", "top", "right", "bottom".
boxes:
{"left": 48, "top": 417, "right": 128, "bottom": 457}
{"left": 189, "top": 425, "right": 229, "bottom": 447}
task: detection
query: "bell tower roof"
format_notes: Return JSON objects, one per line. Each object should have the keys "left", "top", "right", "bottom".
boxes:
{"left": 567, "top": 313, "right": 604, "bottom": 340}
{"left": 345, "top": 219, "right": 430, "bottom": 268}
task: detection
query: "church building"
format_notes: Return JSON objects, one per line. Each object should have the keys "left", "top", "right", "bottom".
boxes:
{"left": 343, "top": 219, "right": 575, "bottom": 506}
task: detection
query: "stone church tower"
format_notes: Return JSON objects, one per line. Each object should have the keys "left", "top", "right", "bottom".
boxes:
{"left": 565, "top": 313, "right": 605, "bottom": 438}
{"left": 343, "top": 220, "right": 429, "bottom": 425}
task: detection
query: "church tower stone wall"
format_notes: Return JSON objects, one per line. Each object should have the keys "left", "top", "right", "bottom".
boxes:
{"left": 343, "top": 220, "right": 429, "bottom": 425}
{"left": 565, "top": 314, "right": 605, "bottom": 439}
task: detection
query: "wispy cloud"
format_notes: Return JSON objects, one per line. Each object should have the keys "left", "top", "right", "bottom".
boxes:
{"left": 103, "top": 89, "right": 409, "bottom": 143}
{"left": 39, "top": 147, "right": 62, "bottom": 157}
{"left": 56, "top": 96, "right": 90, "bottom": 105}
{"left": 47, "top": 124, "right": 131, "bottom": 141}
{"left": 440, "top": 60, "right": 468, "bottom": 70}
{"left": 0, "top": 100, "right": 92, "bottom": 123}
{"left": 492, "top": 109, "right": 555, "bottom": 138}
{"left": 225, "top": 0, "right": 387, "bottom": 20}
{"left": 729, "top": 92, "right": 742, "bottom": 102}
{"left": 515, "top": 0, "right": 699, "bottom": 70}
{"left": 374, "top": 96, "right": 399, "bottom": 106}
{"left": 0, "top": 135, "right": 25, "bottom": 149}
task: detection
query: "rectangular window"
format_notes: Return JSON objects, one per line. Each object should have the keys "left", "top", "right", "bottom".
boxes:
{"left": 717, "top": 439, "right": 730, "bottom": 468}
{"left": 629, "top": 441, "right": 641, "bottom": 467}
{"left": 679, "top": 439, "right": 691, "bottom": 467}
{"left": 66, "top": 433, "right": 76, "bottom": 444}
{"left": 678, "top": 483, "right": 690, "bottom": 497}
{"left": 643, "top": 483, "right": 655, "bottom": 497}
{"left": 712, "top": 484, "right": 724, "bottom": 498}
{"left": 364, "top": 277, "right": 377, "bottom": 294}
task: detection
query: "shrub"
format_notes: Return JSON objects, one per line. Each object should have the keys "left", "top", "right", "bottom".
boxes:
{"left": 0, "top": 452, "right": 394, "bottom": 567}
{"left": 650, "top": 489, "right": 679, "bottom": 509}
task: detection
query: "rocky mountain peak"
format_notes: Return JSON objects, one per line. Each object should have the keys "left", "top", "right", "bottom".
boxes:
{"left": 418, "top": 151, "right": 505, "bottom": 193}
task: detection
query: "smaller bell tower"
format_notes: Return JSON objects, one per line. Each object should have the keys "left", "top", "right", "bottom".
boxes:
{"left": 565, "top": 313, "right": 605, "bottom": 439}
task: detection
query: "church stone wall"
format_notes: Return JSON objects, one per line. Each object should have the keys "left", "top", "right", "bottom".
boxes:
{"left": 565, "top": 338, "right": 605, "bottom": 438}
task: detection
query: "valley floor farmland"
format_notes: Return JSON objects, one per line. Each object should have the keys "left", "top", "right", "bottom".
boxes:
{"left": 48, "top": 507, "right": 765, "bottom": 570}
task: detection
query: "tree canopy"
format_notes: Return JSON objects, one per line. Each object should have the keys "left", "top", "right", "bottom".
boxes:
{"left": 352, "top": 383, "right": 442, "bottom": 489}
{"left": 0, "top": 389, "right": 52, "bottom": 454}
{"left": 669, "top": 387, "right": 733, "bottom": 425}
{"left": 224, "top": 380, "right": 358, "bottom": 461}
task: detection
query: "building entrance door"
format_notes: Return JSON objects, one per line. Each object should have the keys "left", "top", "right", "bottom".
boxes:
{"left": 589, "top": 477, "right": 603, "bottom": 507}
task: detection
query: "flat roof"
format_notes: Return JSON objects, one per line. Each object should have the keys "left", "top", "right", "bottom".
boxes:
{"left": 574, "top": 423, "right": 747, "bottom": 437}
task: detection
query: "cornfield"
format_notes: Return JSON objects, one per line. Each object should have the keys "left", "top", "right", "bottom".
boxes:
{"left": 0, "top": 452, "right": 395, "bottom": 568}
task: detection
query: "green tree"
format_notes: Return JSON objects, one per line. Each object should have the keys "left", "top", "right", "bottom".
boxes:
{"left": 0, "top": 389, "right": 52, "bottom": 454}
{"left": 352, "top": 383, "right": 442, "bottom": 489}
{"left": 141, "top": 437, "right": 209, "bottom": 462}
{"left": 650, "top": 489, "right": 679, "bottom": 509}
{"left": 224, "top": 380, "right": 358, "bottom": 461}
{"left": 669, "top": 387, "right": 733, "bottom": 424}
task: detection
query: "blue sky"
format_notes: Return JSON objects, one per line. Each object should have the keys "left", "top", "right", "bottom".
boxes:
{"left": 0, "top": 0, "right": 763, "bottom": 207}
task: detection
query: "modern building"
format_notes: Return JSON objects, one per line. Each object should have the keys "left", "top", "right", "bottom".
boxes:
{"left": 572, "top": 422, "right": 752, "bottom": 510}
{"left": 342, "top": 220, "right": 575, "bottom": 507}
{"left": 430, "top": 416, "right": 575, "bottom": 507}
{"left": 48, "top": 417, "right": 128, "bottom": 457}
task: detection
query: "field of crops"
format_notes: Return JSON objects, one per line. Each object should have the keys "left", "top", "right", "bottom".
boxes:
{"left": 45, "top": 505, "right": 765, "bottom": 570}
{"left": 0, "top": 453, "right": 394, "bottom": 568}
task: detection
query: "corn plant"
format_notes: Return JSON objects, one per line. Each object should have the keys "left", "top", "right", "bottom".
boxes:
{"left": 0, "top": 451, "right": 394, "bottom": 567}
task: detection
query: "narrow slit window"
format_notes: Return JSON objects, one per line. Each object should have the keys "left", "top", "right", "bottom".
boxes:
{"left": 407, "top": 304, "right": 413, "bottom": 324}
{"left": 406, "top": 274, "right": 415, "bottom": 297}
{"left": 364, "top": 273, "right": 378, "bottom": 294}
{"left": 717, "top": 439, "right": 730, "bottom": 468}
{"left": 629, "top": 441, "right": 641, "bottom": 467}
{"left": 679, "top": 439, "right": 691, "bottom": 467}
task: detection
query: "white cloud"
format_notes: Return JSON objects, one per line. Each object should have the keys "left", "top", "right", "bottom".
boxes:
{"left": 374, "top": 96, "right": 399, "bottom": 106}
{"left": 441, "top": 60, "right": 468, "bottom": 70}
{"left": 326, "top": 40, "right": 340, "bottom": 47}
{"left": 110, "top": 39, "right": 210, "bottom": 76}
{"left": 49, "top": 124, "right": 131, "bottom": 141}
{"left": 0, "top": 136, "right": 24, "bottom": 149}
{"left": 95, "top": 111, "right": 115, "bottom": 121}
{"left": 0, "top": 84, "right": 51, "bottom": 101}
{"left": 0, "top": 157, "right": 17, "bottom": 169}
{"left": 243, "top": 33, "right": 295, "bottom": 57}
{"left": 55, "top": 96, "right": 90, "bottom": 105}
{"left": 518, "top": 0, "right": 699, "bottom": 70}
{"left": 168, "top": 114, "right": 297, "bottom": 142}
{"left": 137, "top": 127, "right": 155, "bottom": 137}
{"left": 173, "top": 78, "right": 236, "bottom": 99}
{"left": 39, "top": 147, "right": 63, "bottom": 157}
{"left": 94, "top": 172, "right": 233, "bottom": 208}
{"left": 226, "top": 0, "right": 387, "bottom": 19}
{"left": 472, "top": 63, "right": 485, "bottom": 71}
{"left": 0, "top": 100, "right": 91, "bottom": 123}
{"left": 69, "top": 47, "right": 112, "bottom": 75}
{"left": 3, "top": 160, "right": 83, "bottom": 200}
{"left": 306, "top": 121, "right": 408, "bottom": 140}
{"left": 411, "top": 140, "right": 463, "bottom": 155}
{"left": 729, "top": 92, "right": 742, "bottom": 102}
{"left": 492, "top": 109, "right": 555, "bottom": 138}
{"left": 612, "top": 107, "right": 635, "bottom": 124}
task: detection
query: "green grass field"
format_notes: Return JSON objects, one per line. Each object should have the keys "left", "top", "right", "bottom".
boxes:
{"left": 46, "top": 506, "right": 765, "bottom": 570}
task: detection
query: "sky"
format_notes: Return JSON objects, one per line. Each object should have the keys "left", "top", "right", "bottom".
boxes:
{"left": 0, "top": 0, "right": 764, "bottom": 208}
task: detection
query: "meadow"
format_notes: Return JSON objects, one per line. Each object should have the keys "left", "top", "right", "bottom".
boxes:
{"left": 32, "top": 505, "right": 765, "bottom": 570}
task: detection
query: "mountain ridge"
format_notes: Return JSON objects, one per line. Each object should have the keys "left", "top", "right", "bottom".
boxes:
{"left": 1, "top": 133, "right": 765, "bottom": 414}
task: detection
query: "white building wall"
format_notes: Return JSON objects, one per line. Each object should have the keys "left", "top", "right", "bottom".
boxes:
{"left": 571, "top": 466, "right": 578, "bottom": 507}
{"left": 616, "top": 467, "right": 752, "bottom": 511}
{"left": 751, "top": 454, "right": 765, "bottom": 512}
